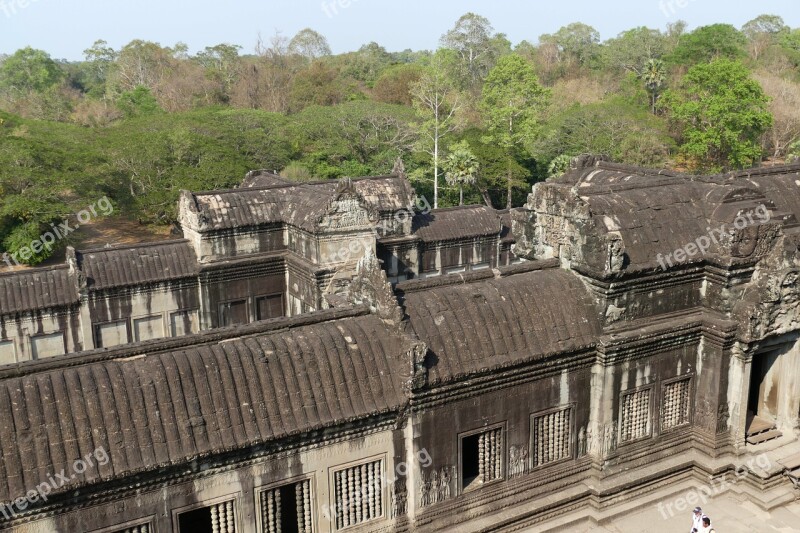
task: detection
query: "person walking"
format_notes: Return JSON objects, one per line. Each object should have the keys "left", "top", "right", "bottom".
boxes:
{"left": 690, "top": 507, "right": 703, "bottom": 532}
{"left": 698, "top": 515, "right": 716, "bottom": 533}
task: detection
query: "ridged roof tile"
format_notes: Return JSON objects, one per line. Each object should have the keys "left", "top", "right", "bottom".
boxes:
{"left": 78, "top": 240, "right": 198, "bottom": 290}
{"left": 412, "top": 206, "right": 502, "bottom": 242}
{"left": 404, "top": 268, "right": 602, "bottom": 384}
{"left": 0, "top": 267, "right": 78, "bottom": 316}
{"left": 0, "top": 314, "right": 412, "bottom": 503}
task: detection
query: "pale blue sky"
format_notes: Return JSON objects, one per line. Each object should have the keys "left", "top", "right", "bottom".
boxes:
{"left": 1, "top": 0, "right": 799, "bottom": 60}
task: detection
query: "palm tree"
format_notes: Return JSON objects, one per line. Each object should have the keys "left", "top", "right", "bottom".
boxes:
{"left": 443, "top": 141, "right": 480, "bottom": 205}
{"left": 643, "top": 58, "right": 666, "bottom": 114}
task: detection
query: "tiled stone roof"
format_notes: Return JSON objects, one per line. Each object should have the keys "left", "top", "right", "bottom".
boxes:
{"left": 0, "top": 313, "right": 414, "bottom": 503}
{"left": 412, "top": 205, "right": 502, "bottom": 242}
{"left": 0, "top": 266, "right": 78, "bottom": 316}
{"left": 187, "top": 175, "right": 417, "bottom": 234}
{"left": 403, "top": 266, "right": 602, "bottom": 385}
{"left": 78, "top": 240, "right": 199, "bottom": 290}
{"left": 537, "top": 161, "right": 800, "bottom": 269}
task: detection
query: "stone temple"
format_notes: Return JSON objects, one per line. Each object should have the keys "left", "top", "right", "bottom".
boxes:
{"left": 1, "top": 157, "right": 800, "bottom": 532}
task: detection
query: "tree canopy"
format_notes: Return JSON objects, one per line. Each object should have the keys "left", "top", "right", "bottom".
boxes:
{"left": 0, "top": 48, "right": 63, "bottom": 93}
{"left": 2, "top": 11, "right": 799, "bottom": 263}
{"left": 288, "top": 29, "right": 333, "bottom": 61}
{"left": 662, "top": 59, "right": 772, "bottom": 171}
{"left": 481, "top": 54, "right": 549, "bottom": 208}
{"left": 669, "top": 24, "right": 747, "bottom": 65}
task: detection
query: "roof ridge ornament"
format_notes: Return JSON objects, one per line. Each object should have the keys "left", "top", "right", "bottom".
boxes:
{"left": 66, "top": 246, "right": 88, "bottom": 293}
{"left": 335, "top": 176, "right": 357, "bottom": 196}
{"left": 572, "top": 154, "right": 610, "bottom": 172}
{"left": 349, "top": 246, "right": 404, "bottom": 324}
{"left": 318, "top": 178, "right": 378, "bottom": 231}
{"left": 392, "top": 157, "right": 407, "bottom": 179}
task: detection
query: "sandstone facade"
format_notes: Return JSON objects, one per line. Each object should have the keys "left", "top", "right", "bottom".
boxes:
{"left": 1, "top": 159, "right": 799, "bottom": 532}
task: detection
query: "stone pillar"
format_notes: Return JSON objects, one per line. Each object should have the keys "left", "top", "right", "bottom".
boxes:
{"left": 588, "top": 349, "right": 614, "bottom": 463}
{"left": 728, "top": 344, "right": 751, "bottom": 451}
{"left": 768, "top": 337, "right": 800, "bottom": 434}
{"left": 403, "top": 411, "right": 424, "bottom": 517}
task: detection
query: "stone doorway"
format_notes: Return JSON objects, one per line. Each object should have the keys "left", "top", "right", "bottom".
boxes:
{"left": 748, "top": 347, "right": 778, "bottom": 419}
{"left": 746, "top": 340, "right": 800, "bottom": 444}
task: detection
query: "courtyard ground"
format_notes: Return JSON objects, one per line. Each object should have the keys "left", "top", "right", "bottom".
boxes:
{"left": 571, "top": 491, "right": 800, "bottom": 532}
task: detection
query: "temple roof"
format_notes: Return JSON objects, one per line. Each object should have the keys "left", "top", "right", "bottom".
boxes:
{"left": 0, "top": 241, "right": 200, "bottom": 315}
{"left": 412, "top": 205, "right": 502, "bottom": 242}
{"left": 186, "top": 185, "right": 335, "bottom": 233}
{"left": 735, "top": 168, "right": 800, "bottom": 226}
{"left": 78, "top": 240, "right": 199, "bottom": 290}
{"left": 241, "top": 172, "right": 417, "bottom": 214}
{"left": 536, "top": 161, "right": 800, "bottom": 270}
{"left": 0, "top": 266, "right": 78, "bottom": 316}
{"left": 0, "top": 311, "right": 414, "bottom": 504}
{"left": 581, "top": 180, "right": 720, "bottom": 265}
{"left": 184, "top": 174, "right": 417, "bottom": 234}
{"left": 402, "top": 264, "right": 602, "bottom": 385}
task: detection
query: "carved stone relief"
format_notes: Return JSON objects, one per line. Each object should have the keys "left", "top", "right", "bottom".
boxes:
{"left": 717, "top": 403, "right": 731, "bottom": 433}
{"left": 419, "top": 467, "right": 453, "bottom": 507}
{"left": 602, "top": 421, "right": 618, "bottom": 455}
{"left": 391, "top": 479, "right": 407, "bottom": 518}
{"left": 694, "top": 399, "right": 715, "bottom": 431}
{"left": 348, "top": 247, "right": 404, "bottom": 323}
{"left": 606, "top": 236, "right": 626, "bottom": 273}
{"left": 740, "top": 269, "right": 800, "bottom": 341}
{"left": 578, "top": 427, "right": 594, "bottom": 457}
{"left": 508, "top": 445, "right": 529, "bottom": 478}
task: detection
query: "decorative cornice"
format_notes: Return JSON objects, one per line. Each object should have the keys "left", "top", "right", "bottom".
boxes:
{"left": 411, "top": 349, "right": 596, "bottom": 409}
{"left": 0, "top": 305, "right": 370, "bottom": 380}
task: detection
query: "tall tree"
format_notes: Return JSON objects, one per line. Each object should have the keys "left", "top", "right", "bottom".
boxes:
{"left": 604, "top": 27, "right": 666, "bottom": 76}
{"left": 443, "top": 140, "right": 479, "bottom": 205}
{"left": 662, "top": 59, "right": 772, "bottom": 171}
{"left": 237, "top": 32, "right": 299, "bottom": 113}
{"left": 195, "top": 44, "right": 242, "bottom": 102}
{"left": 642, "top": 58, "right": 666, "bottom": 114}
{"left": 539, "top": 23, "right": 601, "bottom": 74}
{"left": 742, "top": 14, "right": 788, "bottom": 61}
{"left": 81, "top": 40, "right": 117, "bottom": 97}
{"left": 440, "top": 13, "right": 507, "bottom": 91}
{"left": 288, "top": 28, "right": 332, "bottom": 62}
{"left": 0, "top": 47, "right": 63, "bottom": 93}
{"left": 111, "top": 40, "right": 175, "bottom": 95}
{"left": 669, "top": 24, "right": 747, "bottom": 66}
{"left": 753, "top": 71, "right": 800, "bottom": 158}
{"left": 411, "top": 50, "right": 462, "bottom": 209}
{"left": 481, "top": 54, "right": 549, "bottom": 208}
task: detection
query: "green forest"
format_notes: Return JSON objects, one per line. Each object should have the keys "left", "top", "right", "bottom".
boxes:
{"left": 2, "top": 13, "right": 800, "bottom": 264}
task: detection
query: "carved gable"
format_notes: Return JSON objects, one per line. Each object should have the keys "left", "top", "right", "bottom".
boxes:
{"left": 318, "top": 178, "right": 376, "bottom": 232}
